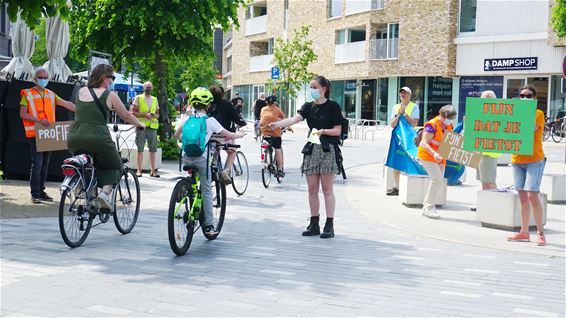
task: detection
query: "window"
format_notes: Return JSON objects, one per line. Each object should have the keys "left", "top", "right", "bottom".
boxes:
{"left": 335, "top": 28, "right": 366, "bottom": 44}
{"left": 284, "top": 0, "right": 289, "bottom": 29}
{"left": 371, "top": 0, "right": 385, "bottom": 10}
{"left": 328, "top": 0, "right": 342, "bottom": 18}
{"left": 370, "top": 23, "right": 398, "bottom": 59}
{"left": 268, "top": 38, "right": 275, "bottom": 55}
{"left": 246, "top": 4, "right": 267, "bottom": 19}
{"left": 459, "top": 0, "right": 477, "bottom": 33}
{"left": 226, "top": 56, "right": 232, "bottom": 73}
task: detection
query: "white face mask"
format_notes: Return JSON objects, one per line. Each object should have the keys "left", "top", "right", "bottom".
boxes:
{"left": 444, "top": 118, "right": 455, "bottom": 125}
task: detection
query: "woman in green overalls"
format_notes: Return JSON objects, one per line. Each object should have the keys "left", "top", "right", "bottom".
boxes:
{"left": 67, "top": 64, "right": 145, "bottom": 208}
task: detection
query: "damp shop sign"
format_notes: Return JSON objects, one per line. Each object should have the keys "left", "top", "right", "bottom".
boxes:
{"left": 463, "top": 98, "right": 536, "bottom": 155}
{"left": 34, "top": 121, "right": 72, "bottom": 152}
{"left": 484, "top": 57, "right": 537, "bottom": 71}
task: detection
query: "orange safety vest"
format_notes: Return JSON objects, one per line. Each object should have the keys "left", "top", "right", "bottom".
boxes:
{"left": 417, "top": 116, "right": 453, "bottom": 165}
{"left": 21, "top": 87, "right": 56, "bottom": 138}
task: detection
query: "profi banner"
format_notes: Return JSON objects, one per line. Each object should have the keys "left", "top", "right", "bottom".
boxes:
{"left": 34, "top": 121, "right": 72, "bottom": 152}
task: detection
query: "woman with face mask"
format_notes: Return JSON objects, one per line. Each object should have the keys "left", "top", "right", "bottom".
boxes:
{"left": 506, "top": 85, "right": 547, "bottom": 246}
{"left": 268, "top": 75, "right": 343, "bottom": 238}
{"left": 67, "top": 64, "right": 146, "bottom": 209}
{"left": 417, "top": 104, "right": 457, "bottom": 219}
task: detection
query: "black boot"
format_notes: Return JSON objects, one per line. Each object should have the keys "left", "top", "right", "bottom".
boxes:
{"left": 302, "top": 216, "right": 320, "bottom": 236}
{"left": 320, "top": 218, "right": 335, "bottom": 239}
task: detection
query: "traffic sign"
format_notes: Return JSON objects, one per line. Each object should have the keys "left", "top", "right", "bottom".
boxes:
{"left": 271, "top": 67, "right": 280, "bottom": 80}
{"left": 128, "top": 87, "right": 136, "bottom": 99}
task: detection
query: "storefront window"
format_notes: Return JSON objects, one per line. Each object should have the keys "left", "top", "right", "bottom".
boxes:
{"left": 427, "top": 77, "right": 453, "bottom": 123}
{"left": 550, "top": 76, "right": 566, "bottom": 120}
{"left": 330, "top": 80, "right": 345, "bottom": 112}
{"left": 399, "top": 77, "right": 425, "bottom": 124}
{"left": 459, "top": 0, "right": 477, "bottom": 33}
{"left": 377, "top": 78, "right": 388, "bottom": 123}
{"left": 458, "top": 76, "right": 504, "bottom": 122}
{"left": 234, "top": 85, "right": 252, "bottom": 120}
{"left": 361, "top": 80, "right": 376, "bottom": 121}
{"left": 344, "top": 80, "right": 357, "bottom": 119}
{"left": 527, "top": 77, "right": 549, "bottom": 114}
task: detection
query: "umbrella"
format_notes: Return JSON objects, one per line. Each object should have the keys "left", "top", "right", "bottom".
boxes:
{"left": 0, "top": 14, "right": 35, "bottom": 80}
{"left": 42, "top": 7, "right": 72, "bottom": 82}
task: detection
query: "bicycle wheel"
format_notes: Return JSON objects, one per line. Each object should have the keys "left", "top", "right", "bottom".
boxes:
{"left": 113, "top": 170, "right": 140, "bottom": 234}
{"left": 200, "top": 178, "right": 226, "bottom": 240}
{"left": 231, "top": 151, "right": 249, "bottom": 195}
{"left": 276, "top": 148, "right": 283, "bottom": 184}
{"left": 551, "top": 125, "right": 563, "bottom": 143}
{"left": 168, "top": 178, "right": 196, "bottom": 256}
{"left": 543, "top": 124, "right": 551, "bottom": 141}
{"left": 261, "top": 165, "right": 271, "bottom": 188}
{"left": 59, "top": 175, "right": 93, "bottom": 247}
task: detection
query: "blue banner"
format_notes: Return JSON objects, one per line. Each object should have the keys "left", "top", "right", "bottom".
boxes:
{"left": 386, "top": 117, "right": 466, "bottom": 185}
{"left": 385, "top": 116, "right": 427, "bottom": 175}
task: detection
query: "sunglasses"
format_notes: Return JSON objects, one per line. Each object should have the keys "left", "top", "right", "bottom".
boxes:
{"left": 519, "top": 94, "right": 533, "bottom": 99}
{"left": 107, "top": 75, "right": 116, "bottom": 81}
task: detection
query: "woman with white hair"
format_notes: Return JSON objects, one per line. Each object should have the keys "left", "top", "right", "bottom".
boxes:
{"left": 417, "top": 105, "right": 457, "bottom": 219}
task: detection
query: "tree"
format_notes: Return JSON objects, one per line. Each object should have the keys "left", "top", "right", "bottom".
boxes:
{"left": 1, "top": 0, "right": 69, "bottom": 30}
{"left": 271, "top": 25, "right": 318, "bottom": 115}
{"left": 181, "top": 50, "right": 219, "bottom": 92}
{"left": 70, "top": 0, "right": 243, "bottom": 139}
{"left": 552, "top": 0, "right": 566, "bottom": 37}
{"left": 30, "top": 18, "right": 47, "bottom": 67}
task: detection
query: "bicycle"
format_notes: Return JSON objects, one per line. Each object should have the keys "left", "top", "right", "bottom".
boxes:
{"left": 543, "top": 116, "right": 552, "bottom": 141}
{"left": 58, "top": 125, "right": 140, "bottom": 248}
{"left": 260, "top": 136, "right": 283, "bottom": 188}
{"left": 168, "top": 140, "right": 238, "bottom": 256}
{"left": 551, "top": 116, "right": 566, "bottom": 143}
{"left": 230, "top": 149, "right": 249, "bottom": 195}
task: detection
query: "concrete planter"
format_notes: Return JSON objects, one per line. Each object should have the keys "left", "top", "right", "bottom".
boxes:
{"left": 399, "top": 174, "right": 447, "bottom": 208}
{"left": 476, "top": 190, "right": 547, "bottom": 231}
{"left": 540, "top": 174, "right": 566, "bottom": 204}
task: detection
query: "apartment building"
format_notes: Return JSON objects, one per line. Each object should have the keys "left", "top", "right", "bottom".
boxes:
{"left": 0, "top": 4, "right": 12, "bottom": 69}
{"left": 224, "top": 0, "right": 459, "bottom": 123}
{"left": 455, "top": 0, "right": 566, "bottom": 120}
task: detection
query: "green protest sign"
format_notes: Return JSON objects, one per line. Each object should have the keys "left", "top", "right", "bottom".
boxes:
{"left": 463, "top": 98, "right": 536, "bottom": 155}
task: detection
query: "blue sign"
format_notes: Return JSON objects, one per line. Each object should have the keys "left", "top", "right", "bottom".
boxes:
{"left": 128, "top": 87, "right": 136, "bottom": 98}
{"left": 271, "top": 67, "right": 280, "bottom": 80}
{"left": 484, "top": 57, "right": 537, "bottom": 71}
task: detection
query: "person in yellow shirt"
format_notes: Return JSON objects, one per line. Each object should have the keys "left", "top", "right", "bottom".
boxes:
{"left": 506, "top": 85, "right": 547, "bottom": 246}
{"left": 476, "top": 90, "right": 501, "bottom": 191}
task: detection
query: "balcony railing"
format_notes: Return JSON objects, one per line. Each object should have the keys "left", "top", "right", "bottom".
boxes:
{"left": 245, "top": 15, "right": 267, "bottom": 36}
{"left": 335, "top": 41, "right": 366, "bottom": 64}
{"left": 369, "top": 38, "right": 398, "bottom": 59}
{"left": 249, "top": 54, "right": 273, "bottom": 72}
{"left": 345, "top": 0, "right": 384, "bottom": 15}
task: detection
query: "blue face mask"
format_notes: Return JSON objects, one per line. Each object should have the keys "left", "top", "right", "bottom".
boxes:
{"left": 108, "top": 81, "right": 115, "bottom": 91}
{"left": 37, "top": 79, "right": 49, "bottom": 88}
{"left": 310, "top": 88, "right": 321, "bottom": 100}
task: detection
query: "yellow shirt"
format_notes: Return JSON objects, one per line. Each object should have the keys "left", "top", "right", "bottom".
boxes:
{"left": 512, "top": 109, "right": 545, "bottom": 164}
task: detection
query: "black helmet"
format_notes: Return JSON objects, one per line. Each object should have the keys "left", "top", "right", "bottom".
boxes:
{"left": 266, "top": 95, "right": 277, "bottom": 104}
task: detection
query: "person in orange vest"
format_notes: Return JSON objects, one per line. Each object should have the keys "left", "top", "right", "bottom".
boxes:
{"left": 417, "top": 105, "right": 456, "bottom": 219}
{"left": 131, "top": 81, "right": 160, "bottom": 178}
{"left": 19, "top": 68, "right": 76, "bottom": 203}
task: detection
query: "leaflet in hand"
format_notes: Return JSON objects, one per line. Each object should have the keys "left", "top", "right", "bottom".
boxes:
{"left": 308, "top": 129, "right": 321, "bottom": 144}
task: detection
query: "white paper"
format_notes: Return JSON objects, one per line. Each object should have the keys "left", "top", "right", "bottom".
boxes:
{"left": 308, "top": 129, "right": 321, "bottom": 144}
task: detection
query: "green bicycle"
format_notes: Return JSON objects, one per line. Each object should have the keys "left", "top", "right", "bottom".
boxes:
{"left": 167, "top": 140, "right": 236, "bottom": 256}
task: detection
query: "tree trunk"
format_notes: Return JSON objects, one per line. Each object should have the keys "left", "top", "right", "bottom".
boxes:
{"left": 155, "top": 53, "right": 171, "bottom": 140}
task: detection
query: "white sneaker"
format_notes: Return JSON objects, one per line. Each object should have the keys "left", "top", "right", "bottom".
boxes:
{"left": 96, "top": 191, "right": 112, "bottom": 209}
{"left": 422, "top": 208, "right": 440, "bottom": 219}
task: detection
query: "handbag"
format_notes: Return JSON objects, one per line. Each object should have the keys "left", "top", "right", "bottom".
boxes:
{"left": 301, "top": 142, "right": 314, "bottom": 155}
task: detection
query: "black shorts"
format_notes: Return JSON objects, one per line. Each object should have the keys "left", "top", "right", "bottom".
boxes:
{"left": 263, "top": 136, "right": 282, "bottom": 149}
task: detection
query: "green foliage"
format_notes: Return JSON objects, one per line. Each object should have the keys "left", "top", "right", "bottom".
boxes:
{"left": 181, "top": 50, "right": 219, "bottom": 92}
{"left": 30, "top": 18, "right": 47, "bottom": 67}
{"left": 552, "top": 0, "right": 566, "bottom": 37}
{"left": 1, "top": 0, "right": 69, "bottom": 30}
{"left": 157, "top": 138, "right": 180, "bottom": 161}
{"left": 272, "top": 25, "right": 318, "bottom": 99}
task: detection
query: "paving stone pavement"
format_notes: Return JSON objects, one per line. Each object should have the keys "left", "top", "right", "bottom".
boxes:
{"left": 1, "top": 124, "right": 565, "bottom": 317}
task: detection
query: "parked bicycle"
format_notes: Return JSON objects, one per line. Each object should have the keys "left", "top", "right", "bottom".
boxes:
{"left": 59, "top": 125, "right": 140, "bottom": 248}
{"left": 260, "top": 136, "right": 283, "bottom": 188}
{"left": 168, "top": 140, "right": 238, "bottom": 256}
{"left": 551, "top": 116, "right": 566, "bottom": 143}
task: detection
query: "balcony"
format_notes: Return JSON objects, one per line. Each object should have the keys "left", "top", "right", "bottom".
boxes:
{"left": 335, "top": 41, "right": 366, "bottom": 64}
{"left": 249, "top": 54, "right": 273, "bottom": 72}
{"left": 369, "top": 38, "right": 398, "bottom": 59}
{"left": 345, "top": 0, "right": 384, "bottom": 15}
{"left": 245, "top": 15, "right": 267, "bottom": 36}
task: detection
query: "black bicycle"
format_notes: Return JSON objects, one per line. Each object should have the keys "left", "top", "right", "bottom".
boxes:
{"left": 59, "top": 125, "right": 140, "bottom": 248}
{"left": 260, "top": 136, "right": 283, "bottom": 188}
{"left": 168, "top": 140, "right": 238, "bottom": 256}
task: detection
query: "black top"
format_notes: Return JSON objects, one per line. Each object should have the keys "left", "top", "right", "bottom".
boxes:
{"left": 230, "top": 97, "right": 243, "bottom": 106}
{"left": 253, "top": 99, "right": 267, "bottom": 120}
{"left": 298, "top": 99, "right": 342, "bottom": 131}
{"left": 208, "top": 99, "right": 247, "bottom": 132}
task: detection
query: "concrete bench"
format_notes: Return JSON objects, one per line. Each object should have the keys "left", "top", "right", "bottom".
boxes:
{"left": 540, "top": 174, "right": 566, "bottom": 204}
{"left": 120, "top": 148, "right": 162, "bottom": 171}
{"left": 476, "top": 190, "right": 547, "bottom": 231}
{"left": 383, "top": 166, "right": 396, "bottom": 193}
{"left": 399, "top": 174, "right": 447, "bottom": 208}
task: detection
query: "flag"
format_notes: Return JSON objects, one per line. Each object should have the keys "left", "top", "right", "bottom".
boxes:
{"left": 385, "top": 116, "right": 427, "bottom": 175}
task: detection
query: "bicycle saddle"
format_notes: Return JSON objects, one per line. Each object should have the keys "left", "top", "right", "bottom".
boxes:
{"left": 182, "top": 164, "right": 199, "bottom": 172}
{"left": 63, "top": 153, "right": 93, "bottom": 166}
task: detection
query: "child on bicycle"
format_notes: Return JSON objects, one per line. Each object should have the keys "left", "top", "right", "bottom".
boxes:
{"left": 174, "top": 87, "right": 245, "bottom": 236}
{"left": 260, "top": 95, "right": 286, "bottom": 177}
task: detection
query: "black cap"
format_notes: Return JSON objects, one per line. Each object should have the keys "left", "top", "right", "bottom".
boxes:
{"left": 266, "top": 95, "right": 277, "bottom": 104}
